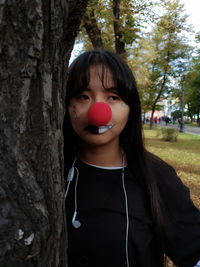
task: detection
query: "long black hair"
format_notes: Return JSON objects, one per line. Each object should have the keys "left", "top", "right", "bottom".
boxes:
{"left": 64, "top": 50, "right": 164, "bottom": 263}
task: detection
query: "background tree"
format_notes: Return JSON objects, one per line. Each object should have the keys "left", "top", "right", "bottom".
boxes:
{"left": 185, "top": 56, "right": 200, "bottom": 125}
{"left": 130, "top": 0, "right": 192, "bottom": 128}
{"left": 79, "top": 0, "right": 155, "bottom": 55}
{"left": 77, "top": 0, "right": 194, "bottom": 129}
{"left": 83, "top": 0, "right": 104, "bottom": 50}
{"left": 0, "top": 0, "right": 88, "bottom": 266}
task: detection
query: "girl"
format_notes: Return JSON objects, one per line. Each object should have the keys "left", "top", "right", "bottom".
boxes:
{"left": 64, "top": 50, "right": 200, "bottom": 267}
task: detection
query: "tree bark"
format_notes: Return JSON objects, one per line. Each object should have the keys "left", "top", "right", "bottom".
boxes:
{"left": 149, "top": 50, "right": 170, "bottom": 129}
{"left": 113, "top": 0, "right": 126, "bottom": 55}
{"left": 83, "top": 8, "right": 104, "bottom": 50}
{"left": 150, "top": 71, "right": 167, "bottom": 129}
{"left": 0, "top": 0, "right": 88, "bottom": 266}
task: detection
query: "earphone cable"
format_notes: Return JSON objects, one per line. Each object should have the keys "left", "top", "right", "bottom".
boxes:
{"left": 74, "top": 167, "right": 79, "bottom": 214}
{"left": 63, "top": 157, "right": 77, "bottom": 263}
{"left": 121, "top": 150, "right": 130, "bottom": 267}
{"left": 65, "top": 180, "right": 71, "bottom": 199}
{"left": 65, "top": 157, "right": 77, "bottom": 199}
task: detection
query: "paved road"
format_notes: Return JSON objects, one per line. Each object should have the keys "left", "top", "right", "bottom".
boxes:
{"left": 158, "top": 122, "right": 200, "bottom": 136}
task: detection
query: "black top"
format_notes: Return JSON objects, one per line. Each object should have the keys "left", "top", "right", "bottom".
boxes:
{"left": 65, "top": 157, "right": 200, "bottom": 267}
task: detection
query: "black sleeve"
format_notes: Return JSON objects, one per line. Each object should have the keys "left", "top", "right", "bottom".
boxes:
{"left": 155, "top": 162, "right": 200, "bottom": 267}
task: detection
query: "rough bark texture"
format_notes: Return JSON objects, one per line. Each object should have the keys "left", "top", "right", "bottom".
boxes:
{"left": 0, "top": 0, "right": 88, "bottom": 266}
{"left": 83, "top": 9, "right": 104, "bottom": 50}
{"left": 113, "top": 0, "right": 125, "bottom": 55}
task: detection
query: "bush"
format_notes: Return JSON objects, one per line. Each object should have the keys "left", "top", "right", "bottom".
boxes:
{"left": 156, "top": 127, "right": 162, "bottom": 137}
{"left": 161, "top": 128, "right": 178, "bottom": 142}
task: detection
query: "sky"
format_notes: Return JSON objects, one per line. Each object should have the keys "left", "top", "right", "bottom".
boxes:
{"left": 181, "top": 0, "right": 200, "bottom": 34}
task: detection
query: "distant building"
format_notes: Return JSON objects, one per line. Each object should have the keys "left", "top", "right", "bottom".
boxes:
{"left": 144, "top": 98, "right": 180, "bottom": 123}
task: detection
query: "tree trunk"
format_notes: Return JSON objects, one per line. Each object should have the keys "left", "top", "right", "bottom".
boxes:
{"left": 150, "top": 110, "right": 155, "bottom": 129}
{"left": 113, "top": 0, "right": 126, "bottom": 56}
{"left": 83, "top": 8, "right": 104, "bottom": 50}
{"left": 149, "top": 54, "right": 169, "bottom": 129}
{"left": 0, "top": 0, "right": 88, "bottom": 266}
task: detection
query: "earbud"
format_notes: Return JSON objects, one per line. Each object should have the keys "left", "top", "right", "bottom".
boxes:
{"left": 65, "top": 159, "right": 77, "bottom": 199}
{"left": 72, "top": 211, "right": 81, "bottom": 228}
{"left": 88, "top": 102, "right": 112, "bottom": 126}
{"left": 67, "top": 167, "right": 75, "bottom": 181}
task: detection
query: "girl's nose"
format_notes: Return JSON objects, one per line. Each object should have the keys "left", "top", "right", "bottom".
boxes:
{"left": 88, "top": 102, "right": 112, "bottom": 126}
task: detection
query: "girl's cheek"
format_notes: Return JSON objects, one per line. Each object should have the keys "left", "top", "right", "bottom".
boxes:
{"left": 68, "top": 105, "right": 79, "bottom": 121}
{"left": 111, "top": 103, "right": 130, "bottom": 122}
{"left": 70, "top": 104, "right": 90, "bottom": 122}
{"left": 111, "top": 102, "right": 129, "bottom": 114}
{"left": 72, "top": 105, "right": 77, "bottom": 119}
{"left": 121, "top": 103, "right": 127, "bottom": 108}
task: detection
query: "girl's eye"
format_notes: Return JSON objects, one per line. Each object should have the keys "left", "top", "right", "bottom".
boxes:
{"left": 77, "top": 94, "right": 89, "bottom": 100}
{"left": 108, "top": 95, "right": 120, "bottom": 101}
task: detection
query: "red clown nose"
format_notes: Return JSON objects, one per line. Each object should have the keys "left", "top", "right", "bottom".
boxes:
{"left": 88, "top": 102, "right": 112, "bottom": 126}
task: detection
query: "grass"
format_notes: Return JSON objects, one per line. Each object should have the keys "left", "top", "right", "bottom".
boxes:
{"left": 184, "top": 121, "right": 200, "bottom": 127}
{"left": 143, "top": 125, "right": 200, "bottom": 209}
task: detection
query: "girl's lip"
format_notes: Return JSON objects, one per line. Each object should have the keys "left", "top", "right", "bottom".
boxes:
{"left": 85, "top": 124, "right": 115, "bottom": 134}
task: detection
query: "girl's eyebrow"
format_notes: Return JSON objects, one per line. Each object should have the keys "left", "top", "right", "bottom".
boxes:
{"left": 85, "top": 86, "right": 118, "bottom": 93}
{"left": 105, "top": 87, "right": 118, "bottom": 93}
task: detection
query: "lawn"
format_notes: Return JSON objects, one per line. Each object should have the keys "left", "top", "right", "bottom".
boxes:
{"left": 143, "top": 125, "right": 200, "bottom": 209}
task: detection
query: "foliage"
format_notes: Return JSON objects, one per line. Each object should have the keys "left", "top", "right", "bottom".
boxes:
{"left": 129, "top": 0, "right": 192, "bottom": 127}
{"left": 184, "top": 40, "right": 200, "bottom": 123}
{"left": 77, "top": 0, "right": 156, "bottom": 52}
{"left": 156, "top": 127, "right": 179, "bottom": 142}
{"left": 185, "top": 71, "right": 200, "bottom": 120}
{"left": 161, "top": 127, "right": 179, "bottom": 141}
{"left": 171, "top": 109, "right": 182, "bottom": 119}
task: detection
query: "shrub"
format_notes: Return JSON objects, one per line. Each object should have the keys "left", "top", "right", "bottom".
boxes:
{"left": 156, "top": 127, "right": 162, "bottom": 137}
{"left": 161, "top": 128, "right": 178, "bottom": 142}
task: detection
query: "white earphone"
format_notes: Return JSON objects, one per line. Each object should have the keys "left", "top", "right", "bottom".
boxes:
{"left": 72, "top": 211, "right": 81, "bottom": 228}
{"left": 65, "top": 157, "right": 81, "bottom": 229}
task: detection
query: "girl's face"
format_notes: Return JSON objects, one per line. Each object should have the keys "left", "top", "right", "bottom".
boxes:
{"left": 68, "top": 65, "right": 130, "bottom": 148}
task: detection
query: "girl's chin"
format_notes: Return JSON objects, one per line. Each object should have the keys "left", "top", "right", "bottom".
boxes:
{"left": 80, "top": 134, "right": 119, "bottom": 149}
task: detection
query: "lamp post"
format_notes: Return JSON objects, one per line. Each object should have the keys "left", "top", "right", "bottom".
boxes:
{"left": 179, "top": 74, "right": 185, "bottom": 133}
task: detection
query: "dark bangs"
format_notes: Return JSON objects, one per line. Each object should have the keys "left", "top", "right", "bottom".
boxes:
{"left": 66, "top": 50, "right": 140, "bottom": 109}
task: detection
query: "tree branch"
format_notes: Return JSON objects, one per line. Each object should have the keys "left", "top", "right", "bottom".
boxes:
{"left": 113, "top": 0, "right": 125, "bottom": 55}
{"left": 83, "top": 8, "right": 104, "bottom": 50}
